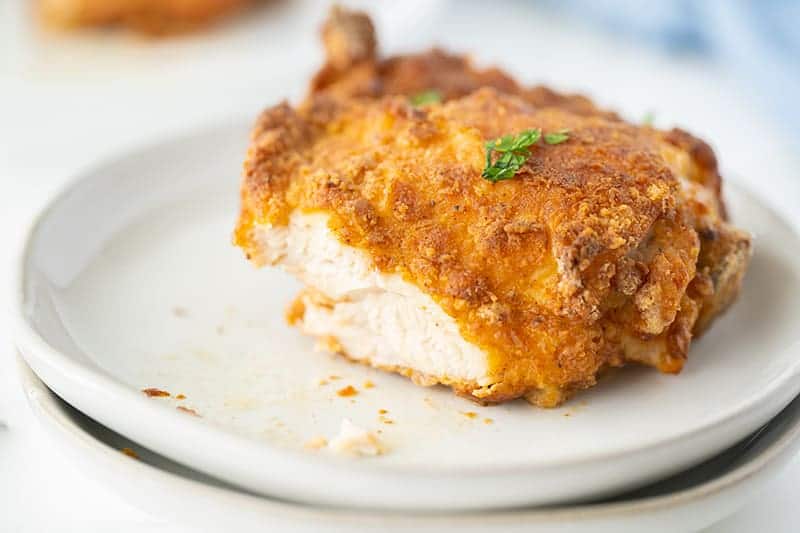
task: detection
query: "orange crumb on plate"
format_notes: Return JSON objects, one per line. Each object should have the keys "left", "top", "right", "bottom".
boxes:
{"left": 337, "top": 385, "right": 358, "bottom": 397}
{"left": 177, "top": 406, "right": 200, "bottom": 417}
{"left": 121, "top": 447, "right": 139, "bottom": 459}
{"left": 142, "top": 388, "right": 170, "bottom": 398}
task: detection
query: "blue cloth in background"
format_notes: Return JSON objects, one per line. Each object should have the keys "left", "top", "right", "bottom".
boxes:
{"left": 543, "top": 0, "right": 800, "bottom": 135}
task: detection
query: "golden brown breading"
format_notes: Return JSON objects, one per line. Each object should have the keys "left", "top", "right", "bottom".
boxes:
{"left": 309, "top": 5, "right": 749, "bottom": 341}
{"left": 38, "top": 0, "right": 253, "bottom": 35}
{"left": 234, "top": 6, "right": 750, "bottom": 406}
{"left": 235, "top": 87, "right": 749, "bottom": 405}
{"left": 310, "top": 6, "right": 617, "bottom": 120}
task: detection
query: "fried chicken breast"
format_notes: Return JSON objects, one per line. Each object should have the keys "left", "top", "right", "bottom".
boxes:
{"left": 233, "top": 7, "right": 750, "bottom": 406}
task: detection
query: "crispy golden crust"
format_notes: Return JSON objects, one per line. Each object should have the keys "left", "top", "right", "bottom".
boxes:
{"left": 691, "top": 223, "right": 751, "bottom": 333}
{"left": 234, "top": 6, "right": 750, "bottom": 405}
{"left": 308, "top": 4, "right": 750, "bottom": 340}
{"left": 234, "top": 88, "right": 737, "bottom": 402}
{"left": 38, "top": 0, "right": 253, "bottom": 35}
{"left": 310, "top": 6, "right": 617, "bottom": 120}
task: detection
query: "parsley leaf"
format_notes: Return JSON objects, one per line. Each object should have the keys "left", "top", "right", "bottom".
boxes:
{"left": 491, "top": 129, "right": 541, "bottom": 152}
{"left": 481, "top": 129, "right": 541, "bottom": 182}
{"left": 544, "top": 129, "right": 570, "bottom": 145}
{"left": 409, "top": 89, "right": 442, "bottom": 107}
{"left": 482, "top": 128, "right": 571, "bottom": 182}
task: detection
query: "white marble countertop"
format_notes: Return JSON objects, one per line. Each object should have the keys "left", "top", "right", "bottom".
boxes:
{"left": 2, "top": 1, "right": 799, "bottom": 530}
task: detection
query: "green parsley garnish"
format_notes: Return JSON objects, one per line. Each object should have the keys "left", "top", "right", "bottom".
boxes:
{"left": 544, "top": 129, "right": 570, "bottom": 145}
{"left": 409, "top": 89, "right": 442, "bottom": 107}
{"left": 481, "top": 129, "right": 541, "bottom": 182}
{"left": 482, "top": 128, "right": 570, "bottom": 182}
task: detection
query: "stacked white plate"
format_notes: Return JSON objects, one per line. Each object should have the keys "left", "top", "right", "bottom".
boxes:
{"left": 13, "top": 122, "right": 800, "bottom": 532}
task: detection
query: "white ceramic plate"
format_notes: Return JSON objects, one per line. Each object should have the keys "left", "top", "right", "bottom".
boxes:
{"left": 18, "top": 356, "right": 800, "bottom": 533}
{"left": 13, "top": 121, "right": 800, "bottom": 510}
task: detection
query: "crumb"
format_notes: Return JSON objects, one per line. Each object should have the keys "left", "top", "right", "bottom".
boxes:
{"left": 142, "top": 388, "right": 170, "bottom": 398}
{"left": 378, "top": 409, "right": 388, "bottom": 415}
{"left": 328, "top": 419, "right": 386, "bottom": 456}
{"left": 315, "top": 336, "right": 344, "bottom": 354}
{"left": 177, "top": 406, "right": 200, "bottom": 417}
{"left": 304, "top": 436, "right": 328, "bottom": 450}
{"left": 329, "top": 375, "right": 342, "bottom": 381}
{"left": 175, "top": 394, "right": 186, "bottom": 400}
{"left": 461, "top": 411, "right": 478, "bottom": 419}
{"left": 423, "top": 397, "right": 435, "bottom": 408}
{"left": 285, "top": 294, "right": 306, "bottom": 325}
{"left": 380, "top": 418, "right": 394, "bottom": 425}
{"left": 318, "top": 379, "right": 330, "bottom": 386}
{"left": 337, "top": 385, "right": 358, "bottom": 397}
{"left": 121, "top": 447, "right": 139, "bottom": 459}
{"left": 563, "top": 412, "right": 572, "bottom": 417}
{"left": 216, "top": 325, "right": 225, "bottom": 335}
{"left": 172, "top": 306, "right": 189, "bottom": 318}
{"left": 363, "top": 380, "right": 375, "bottom": 389}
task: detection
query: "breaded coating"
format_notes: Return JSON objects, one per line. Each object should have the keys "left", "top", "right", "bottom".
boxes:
{"left": 38, "top": 0, "right": 253, "bottom": 35}
{"left": 236, "top": 87, "right": 750, "bottom": 405}
{"left": 310, "top": 6, "right": 617, "bottom": 120}
{"left": 234, "top": 7, "right": 750, "bottom": 406}
{"left": 309, "top": 5, "right": 749, "bottom": 347}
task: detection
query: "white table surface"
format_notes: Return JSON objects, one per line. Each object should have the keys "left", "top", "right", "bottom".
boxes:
{"left": 2, "top": 1, "right": 799, "bottom": 531}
